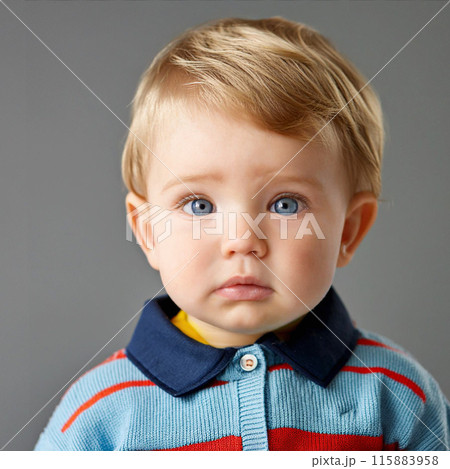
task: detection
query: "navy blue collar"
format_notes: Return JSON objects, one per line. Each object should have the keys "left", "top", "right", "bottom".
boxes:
{"left": 126, "top": 286, "right": 360, "bottom": 397}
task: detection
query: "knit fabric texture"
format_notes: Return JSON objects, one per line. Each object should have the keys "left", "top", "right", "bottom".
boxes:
{"left": 34, "top": 287, "right": 450, "bottom": 451}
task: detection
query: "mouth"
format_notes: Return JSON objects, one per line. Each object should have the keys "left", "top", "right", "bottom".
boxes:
{"left": 215, "top": 275, "right": 273, "bottom": 301}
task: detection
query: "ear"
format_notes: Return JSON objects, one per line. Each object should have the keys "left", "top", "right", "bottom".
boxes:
{"left": 337, "top": 191, "right": 378, "bottom": 268}
{"left": 125, "top": 191, "right": 159, "bottom": 271}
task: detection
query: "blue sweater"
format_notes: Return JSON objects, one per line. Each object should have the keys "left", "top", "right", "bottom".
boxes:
{"left": 34, "top": 286, "right": 450, "bottom": 450}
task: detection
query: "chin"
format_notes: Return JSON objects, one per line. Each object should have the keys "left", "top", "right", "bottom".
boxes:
{"left": 223, "top": 317, "right": 274, "bottom": 335}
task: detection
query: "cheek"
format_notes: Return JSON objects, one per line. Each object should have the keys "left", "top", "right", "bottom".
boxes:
{"left": 278, "top": 219, "right": 341, "bottom": 283}
{"left": 154, "top": 218, "right": 215, "bottom": 278}
{"left": 285, "top": 237, "right": 327, "bottom": 273}
{"left": 154, "top": 217, "right": 196, "bottom": 249}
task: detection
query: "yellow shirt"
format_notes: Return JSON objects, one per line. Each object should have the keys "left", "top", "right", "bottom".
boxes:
{"left": 171, "top": 309, "right": 209, "bottom": 345}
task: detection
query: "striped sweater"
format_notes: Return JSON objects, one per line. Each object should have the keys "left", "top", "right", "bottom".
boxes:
{"left": 34, "top": 286, "right": 450, "bottom": 451}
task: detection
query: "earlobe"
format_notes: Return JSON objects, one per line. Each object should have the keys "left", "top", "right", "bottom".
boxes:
{"left": 125, "top": 191, "right": 159, "bottom": 270}
{"left": 337, "top": 191, "right": 378, "bottom": 268}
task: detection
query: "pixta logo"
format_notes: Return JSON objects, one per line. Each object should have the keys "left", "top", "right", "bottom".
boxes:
{"left": 191, "top": 212, "right": 325, "bottom": 240}
{"left": 126, "top": 202, "right": 172, "bottom": 249}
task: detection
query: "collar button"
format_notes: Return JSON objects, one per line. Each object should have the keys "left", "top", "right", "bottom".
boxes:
{"left": 240, "top": 354, "right": 258, "bottom": 371}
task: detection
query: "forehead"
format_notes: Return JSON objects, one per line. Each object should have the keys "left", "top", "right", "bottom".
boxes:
{"left": 148, "top": 106, "right": 346, "bottom": 195}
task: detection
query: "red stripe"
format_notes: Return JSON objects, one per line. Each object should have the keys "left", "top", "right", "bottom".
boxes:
{"left": 157, "top": 435, "right": 242, "bottom": 451}
{"left": 262, "top": 360, "right": 425, "bottom": 404}
{"left": 357, "top": 338, "right": 404, "bottom": 354}
{"left": 342, "top": 366, "right": 426, "bottom": 402}
{"left": 61, "top": 380, "right": 155, "bottom": 432}
{"left": 384, "top": 441, "right": 401, "bottom": 450}
{"left": 61, "top": 349, "right": 127, "bottom": 400}
{"left": 146, "top": 431, "right": 400, "bottom": 451}
{"left": 268, "top": 427, "right": 400, "bottom": 451}
{"left": 268, "top": 363, "right": 293, "bottom": 372}
{"left": 206, "top": 379, "right": 229, "bottom": 388}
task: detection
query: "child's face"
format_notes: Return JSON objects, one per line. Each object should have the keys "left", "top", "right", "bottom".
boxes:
{"left": 131, "top": 106, "right": 375, "bottom": 347}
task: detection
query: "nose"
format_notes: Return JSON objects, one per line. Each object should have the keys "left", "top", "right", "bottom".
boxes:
{"left": 220, "top": 211, "right": 268, "bottom": 259}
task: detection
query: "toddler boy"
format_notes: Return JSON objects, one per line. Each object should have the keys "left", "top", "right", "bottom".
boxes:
{"left": 35, "top": 17, "right": 450, "bottom": 451}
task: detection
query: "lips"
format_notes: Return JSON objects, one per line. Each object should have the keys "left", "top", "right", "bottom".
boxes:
{"left": 218, "top": 275, "right": 269, "bottom": 289}
{"left": 215, "top": 276, "right": 273, "bottom": 301}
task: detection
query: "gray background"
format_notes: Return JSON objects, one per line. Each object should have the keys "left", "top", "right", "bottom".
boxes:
{"left": 0, "top": 0, "right": 449, "bottom": 451}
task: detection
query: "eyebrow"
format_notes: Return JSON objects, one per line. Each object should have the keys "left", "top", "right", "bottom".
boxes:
{"left": 162, "top": 173, "right": 323, "bottom": 192}
{"left": 162, "top": 173, "right": 224, "bottom": 192}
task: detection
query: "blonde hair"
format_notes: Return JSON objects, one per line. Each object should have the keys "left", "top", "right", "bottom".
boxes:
{"left": 121, "top": 16, "right": 384, "bottom": 200}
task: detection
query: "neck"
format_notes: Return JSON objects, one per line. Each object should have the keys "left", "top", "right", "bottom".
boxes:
{"left": 186, "top": 314, "right": 305, "bottom": 349}
{"left": 186, "top": 315, "right": 262, "bottom": 348}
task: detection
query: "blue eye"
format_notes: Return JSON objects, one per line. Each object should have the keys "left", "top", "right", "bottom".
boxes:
{"left": 182, "top": 198, "right": 214, "bottom": 216}
{"left": 270, "top": 197, "right": 299, "bottom": 215}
